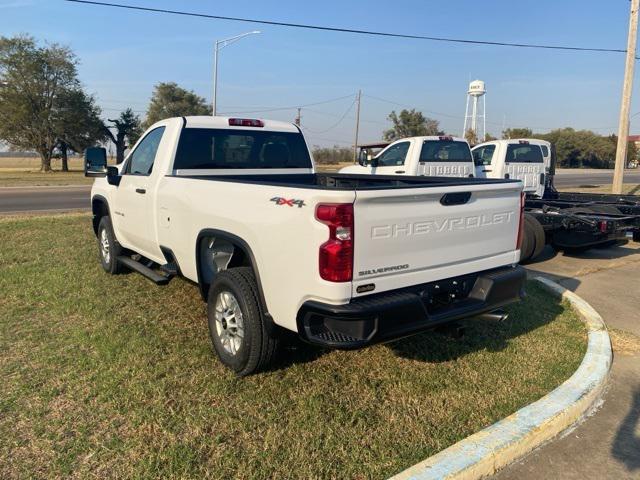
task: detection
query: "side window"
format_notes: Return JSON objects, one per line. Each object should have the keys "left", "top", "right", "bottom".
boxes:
{"left": 540, "top": 145, "right": 549, "bottom": 157}
{"left": 473, "top": 145, "right": 495, "bottom": 166}
{"left": 376, "top": 142, "right": 410, "bottom": 167}
{"left": 125, "top": 127, "right": 165, "bottom": 175}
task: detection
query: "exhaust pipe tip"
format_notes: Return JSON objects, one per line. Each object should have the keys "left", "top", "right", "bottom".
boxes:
{"left": 477, "top": 309, "right": 509, "bottom": 323}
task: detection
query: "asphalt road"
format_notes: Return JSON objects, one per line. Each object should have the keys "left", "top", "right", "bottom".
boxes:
{"left": 553, "top": 169, "right": 640, "bottom": 187}
{"left": 0, "top": 170, "right": 639, "bottom": 214}
{"left": 0, "top": 185, "right": 91, "bottom": 214}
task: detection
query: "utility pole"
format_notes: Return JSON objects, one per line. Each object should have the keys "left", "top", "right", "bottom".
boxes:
{"left": 613, "top": 0, "right": 639, "bottom": 194}
{"left": 294, "top": 107, "right": 302, "bottom": 126}
{"left": 353, "top": 90, "right": 361, "bottom": 163}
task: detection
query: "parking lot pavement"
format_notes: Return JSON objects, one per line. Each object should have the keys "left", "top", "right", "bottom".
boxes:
{"left": 494, "top": 241, "right": 640, "bottom": 480}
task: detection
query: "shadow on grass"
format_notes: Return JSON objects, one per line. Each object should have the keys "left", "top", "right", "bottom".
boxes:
{"left": 272, "top": 277, "right": 578, "bottom": 369}
{"left": 389, "top": 288, "right": 565, "bottom": 363}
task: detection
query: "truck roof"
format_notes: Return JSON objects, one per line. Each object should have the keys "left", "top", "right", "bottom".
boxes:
{"left": 473, "top": 138, "right": 550, "bottom": 148}
{"left": 180, "top": 115, "right": 300, "bottom": 133}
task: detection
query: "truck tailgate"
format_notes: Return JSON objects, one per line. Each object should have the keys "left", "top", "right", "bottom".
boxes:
{"left": 352, "top": 182, "right": 522, "bottom": 297}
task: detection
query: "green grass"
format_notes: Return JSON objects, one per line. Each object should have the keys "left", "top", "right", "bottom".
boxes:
{"left": 0, "top": 169, "right": 93, "bottom": 187}
{"left": 0, "top": 214, "right": 587, "bottom": 479}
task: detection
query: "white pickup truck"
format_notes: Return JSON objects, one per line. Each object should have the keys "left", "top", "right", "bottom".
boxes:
{"left": 85, "top": 116, "right": 525, "bottom": 375}
{"left": 472, "top": 139, "right": 552, "bottom": 198}
{"left": 340, "top": 136, "right": 476, "bottom": 178}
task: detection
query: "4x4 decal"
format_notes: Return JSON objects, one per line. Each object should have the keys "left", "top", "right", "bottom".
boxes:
{"left": 270, "top": 197, "right": 306, "bottom": 208}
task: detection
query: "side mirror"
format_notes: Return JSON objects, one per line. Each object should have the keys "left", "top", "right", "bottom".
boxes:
{"left": 84, "top": 147, "right": 107, "bottom": 177}
{"left": 106, "top": 166, "right": 121, "bottom": 186}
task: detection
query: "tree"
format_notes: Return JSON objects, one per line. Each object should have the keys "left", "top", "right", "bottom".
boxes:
{"left": 464, "top": 129, "right": 479, "bottom": 146}
{"left": 0, "top": 35, "right": 84, "bottom": 171}
{"left": 55, "top": 89, "right": 105, "bottom": 171}
{"left": 502, "top": 128, "right": 533, "bottom": 139}
{"left": 484, "top": 133, "right": 497, "bottom": 142}
{"left": 104, "top": 108, "right": 142, "bottom": 164}
{"left": 383, "top": 109, "right": 442, "bottom": 141}
{"left": 312, "top": 145, "right": 353, "bottom": 165}
{"left": 144, "top": 82, "right": 211, "bottom": 127}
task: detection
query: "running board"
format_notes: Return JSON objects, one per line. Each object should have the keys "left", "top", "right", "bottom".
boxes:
{"left": 117, "top": 256, "right": 171, "bottom": 285}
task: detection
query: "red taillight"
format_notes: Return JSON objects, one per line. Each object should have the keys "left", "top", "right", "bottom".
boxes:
{"left": 599, "top": 220, "right": 608, "bottom": 233}
{"left": 517, "top": 191, "right": 525, "bottom": 251}
{"left": 316, "top": 203, "right": 354, "bottom": 282}
{"left": 228, "top": 118, "right": 264, "bottom": 127}
{"left": 439, "top": 136, "right": 453, "bottom": 141}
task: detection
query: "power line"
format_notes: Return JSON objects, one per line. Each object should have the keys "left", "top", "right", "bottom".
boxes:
{"left": 218, "top": 93, "right": 355, "bottom": 115}
{"left": 64, "top": 0, "right": 637, "bottom": 57}
{"left": 303, "top": 96, "right": 357, "bottom": 134}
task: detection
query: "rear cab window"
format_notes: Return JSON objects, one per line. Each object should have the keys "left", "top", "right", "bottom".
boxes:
{"left": 506, "top": 143, "right": 544, "bottom": 163}
{"left": 420, "top": 140, "right": 472, "bottom": 163}
{"left": 173, "top": 128, "right": 312, "bottom": 170}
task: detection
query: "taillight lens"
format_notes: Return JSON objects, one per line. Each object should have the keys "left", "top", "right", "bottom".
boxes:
{"left": 516, "top": 191, "right": 525, "bottom": 251}
{"left": 316, "top": 203, "right": 354, "bottom": 282}
{"left": 228, "top": 118, "right": 264, "bottom": 127}
{"left": 599, "top": 220, "right": 608, "bottom": 233}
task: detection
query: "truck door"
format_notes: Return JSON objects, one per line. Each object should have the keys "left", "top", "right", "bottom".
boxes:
{"left": 472, "top": 144, "right": 497, "bottom": 178}
{"left": 370, "top": 141, "right": 413, "bottom": 175}
{"left": 504, "top": 141, "right": 545, "bottom": 197}
{"left": 416, "top": 138, "right": 474, "bottom": 177}
{"left": 112, "top": 126, "right": 165, "bottom": 257}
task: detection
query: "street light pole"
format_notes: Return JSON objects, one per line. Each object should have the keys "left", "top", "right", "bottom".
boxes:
{"left": 613, "top": 0, "right": 639, "bottom": 194}
{"left": 212, "top": 30, "right": 261, "bottom": 116}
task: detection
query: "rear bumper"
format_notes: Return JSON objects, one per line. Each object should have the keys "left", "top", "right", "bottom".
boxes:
{"left": 297, "top": 265, "right": 526, "bottom": 349}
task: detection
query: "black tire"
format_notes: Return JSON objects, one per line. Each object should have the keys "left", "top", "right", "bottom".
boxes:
{"left": 97, "top": 216, "right": 123, "bottom": 274}
{"left": 524, "top": 214, "right": 546, "bottom": 261}
{"left": 519, "top": 219, "right": 535, "bottom": 263}
{"left": 207, "top": 267, "right": 280, "bottom": 376}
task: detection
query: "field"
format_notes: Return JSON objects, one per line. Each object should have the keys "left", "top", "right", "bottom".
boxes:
{"left": 0, "top": 157, "right": 116, "bottom": 187}
{"left": 0, "top": 214, "right": 587, "bottom": 479}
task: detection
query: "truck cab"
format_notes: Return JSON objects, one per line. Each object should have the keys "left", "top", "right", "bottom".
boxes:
{"left": 473, "top": 139, "right": 550, "bottom": 198}
{"left": 340, "top": 136, "right": 475, "bottom": 178}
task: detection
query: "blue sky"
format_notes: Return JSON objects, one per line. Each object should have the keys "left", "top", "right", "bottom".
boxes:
{"left": 1, "top": 0, "right": 638, "bottom": 146}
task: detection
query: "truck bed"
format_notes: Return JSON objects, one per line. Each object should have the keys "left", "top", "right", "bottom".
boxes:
{"left": 170, "top": 172, "right": 520, "bottom": 190}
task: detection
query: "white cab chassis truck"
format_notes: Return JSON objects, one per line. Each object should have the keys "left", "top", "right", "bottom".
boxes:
{"left": 85, "top": 116, "right": 525, "bottom": 375}
{"left": 340, "top": 136, "right": 475, "bottom": 178}
{"left": 472, "top": 139, "right": 640, "bottom": 262}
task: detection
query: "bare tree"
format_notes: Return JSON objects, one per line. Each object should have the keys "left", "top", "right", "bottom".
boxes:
{"left": 103, "top": 108, "right": 142, "bottom": 164}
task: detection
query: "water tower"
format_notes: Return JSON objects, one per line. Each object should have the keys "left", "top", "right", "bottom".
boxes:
{"left": 462, "top": 80, "right": 486, "bottom": 143}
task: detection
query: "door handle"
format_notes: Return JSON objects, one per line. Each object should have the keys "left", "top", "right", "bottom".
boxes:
{"left": 395, "top": 170, "right": 405, "bottom": 174}
{"left": 135, "top": 188, "right": 146, "bottom": 194}
{"left": 482, "top": 169, "right": 492, "bottom": 172}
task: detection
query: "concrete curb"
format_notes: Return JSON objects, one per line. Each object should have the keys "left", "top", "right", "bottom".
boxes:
{"left": 389, "top": 276, "right": 612, "bottom": 480}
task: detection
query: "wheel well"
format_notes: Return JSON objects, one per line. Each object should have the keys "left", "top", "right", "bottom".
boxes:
{"left": 91, "top": 197, "right": 110, "bottom": 235}
{"left": 196, "top": 234, "right": 251, "bottom": 300}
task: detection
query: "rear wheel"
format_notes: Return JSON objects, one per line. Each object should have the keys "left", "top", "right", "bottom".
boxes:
{"left": 519, "top": 220, "right": 535, "bottom": 263}
{"left": 207, "top": 267, "right": 280, "bottom": 376}
{"left": 97, "top": 216, "right": 123, "bottom": 274}
{"left": 525, "top": 214, "right": 546, "bottom": 262}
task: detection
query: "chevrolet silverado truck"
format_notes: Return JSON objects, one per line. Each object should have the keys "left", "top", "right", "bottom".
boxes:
{"left": 85, "top": 116, "right": 526, "bottom": 376}
{"left": 340, "top": 136, "right": 475, "bottom": 178}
